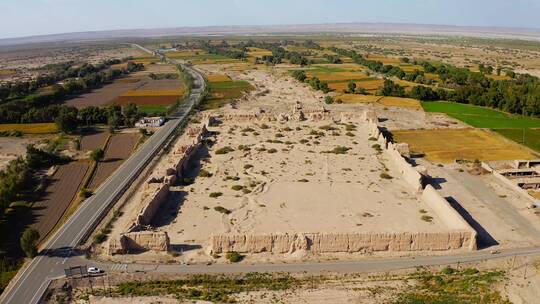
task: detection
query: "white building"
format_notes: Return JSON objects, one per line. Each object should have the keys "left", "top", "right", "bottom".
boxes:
{"left": 135, "top": 116, "right": 165, "bottom": 128}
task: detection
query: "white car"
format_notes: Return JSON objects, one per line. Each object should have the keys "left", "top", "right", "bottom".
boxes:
{"left": 87, "top": 267, "right": 103, "bottom": 274}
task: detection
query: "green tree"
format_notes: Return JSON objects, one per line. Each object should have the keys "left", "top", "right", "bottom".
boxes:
{"left": 347, "top": 80, "right": 357, "bottom": 93}
{"left": 55, "top": 107, "right": 78, "bottom": 134}
{"left": 90, "top": 148, "right": 105, "bottom": 162}
{"left": 20, "top": 228, "right": 40, "bottom": 258}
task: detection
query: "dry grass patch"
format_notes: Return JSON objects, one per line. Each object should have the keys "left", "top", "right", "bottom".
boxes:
{"left": 337, "top": 94, "right": 382, "bottom": 104}
{"left": 0, "top": 123, "right": 58, "bottom": 134}
{"left": 392, "top": 128, "right": 536, "bottom": 163}
{"left": 378, "top": 97, "right": 422, "bottom": 109}
{"left": 207, "top": 74, "right": 232, "bottom": 82}
{"left": 121, "top": 89, "right": 185, "bottom": 97}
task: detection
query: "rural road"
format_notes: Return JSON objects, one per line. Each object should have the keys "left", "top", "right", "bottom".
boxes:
{"left": 0, "top": 45, "right": 206, "bottom": 304}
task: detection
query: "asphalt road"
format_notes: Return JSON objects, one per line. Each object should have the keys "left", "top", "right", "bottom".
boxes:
{"left": 0, "top": 47, "right": 206, "bottom": 304}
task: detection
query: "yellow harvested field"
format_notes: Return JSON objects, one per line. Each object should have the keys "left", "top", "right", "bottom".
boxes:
{"left": 392, "top": 128, "right": 536, "bottom": 163}
{"left": 365, "top": 54, "right": 402, "bottom": 65}
{"left": 247, "top": 47, "right": 273, "bottom": 57}
{"left": 329, "top": 79, "right": 385, "bottom": 92}
{"left": 121, "top": 89, "right": 185, "bottom": 97}
{"left": 313, "top": 64, "right": 363, "bottom": 70}
{"left": 425, "top": 73, "right": 441, "bottom": 81}
{"left": 192, "top": 59, "right": 239, "bottom": 65}
{"left": 207, "top": 74, "right": 232, "bottom": 82}
{"left": 308, "top": 71, "right": 368, "bottom": 82}
{"left": 337, "top": 94, "right": 382, "bottom": 103}
{"left": 399, "top": 64, "right": 424, "bottom": 72}
{"left": 167, "top": 50, "right": 205, "bottom": 57}
{"left": 0, "top": 123, "right": 58, "bottom": 134}
{"left": 0, "top": 69, "right": 16, "bottom": 75}
{"left": 377, "top": 97, "right": 422, "bottom": 109}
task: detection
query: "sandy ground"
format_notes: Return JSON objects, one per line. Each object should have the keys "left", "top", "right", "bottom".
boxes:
{"left": 100, "top": 65, "right": 472, "bottom": 265}
{"left": 417, "top": 159, "right": 540, "bottom": 250}
{"left": 0, "top": 137, "right": 41, "bottom": 170}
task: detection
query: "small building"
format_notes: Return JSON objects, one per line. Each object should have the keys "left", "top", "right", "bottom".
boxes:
{"left": 135, "top": 116, "right": 165, "bottom": 128}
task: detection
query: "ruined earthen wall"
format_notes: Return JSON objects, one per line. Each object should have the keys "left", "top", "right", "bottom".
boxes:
{"left": 420, "top": 185, "right": 477, "bottom": 250}
{"left": 136, "top": 183, "right": 170, "bottom": 226}
{"left": 109, "top": 231, "right": 170, "bottom": 254}
{"left": 211, "top": 231, "right": 475, "bottom": 254}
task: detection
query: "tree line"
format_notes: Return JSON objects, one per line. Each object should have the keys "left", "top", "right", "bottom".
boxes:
{"left": 0, "top": 61, "right": 143, "bottom": 124}
{"left": 0, "top": 59, "right": 127, "bottom": 101}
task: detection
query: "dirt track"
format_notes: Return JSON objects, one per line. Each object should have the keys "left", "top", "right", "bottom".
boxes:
{"left": 88, "top": 133, "right": 138, "bottom": 190}
{"left": 32, "top": 161, "right": 89, "bottom": 243}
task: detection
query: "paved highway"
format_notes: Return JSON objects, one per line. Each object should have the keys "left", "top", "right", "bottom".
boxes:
{"left": 0, "top": 46, "right": 206, "bottom": 304}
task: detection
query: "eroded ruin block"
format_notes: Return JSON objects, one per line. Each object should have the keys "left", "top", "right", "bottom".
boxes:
{"left": 109, "top": 231, "right": 170, "bottom": 255}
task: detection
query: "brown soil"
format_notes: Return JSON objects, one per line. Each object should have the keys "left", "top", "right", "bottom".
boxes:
{"left": 87, "top": 133, "right": 138, "bottom": 190}
{"left": 80, "top": 131, "right": 108, "bottom": 152}
{"left": 32, "top": 161, "right": 89, "bottom": 243}
{"left": 113, "top": 95, "right": 180, "bottom": 105}
{"left": 64, "top": 76, "right": 143, "bottom": 109}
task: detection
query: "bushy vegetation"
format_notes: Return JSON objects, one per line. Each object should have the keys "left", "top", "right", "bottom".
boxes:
{"left": 225, "top": 251, "right": 244, "bottom": 263}
{"left": 0, "top": 60, "right": 143, "bottom": 126}
{"left": 394, "top": 268, "right": 509, "bottom": 304}
{"left": 113, "top": 273, "right": 299, "bottom": 302}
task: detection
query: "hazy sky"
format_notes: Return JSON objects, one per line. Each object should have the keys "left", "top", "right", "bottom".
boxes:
{"left": 1, "top": 0, "right": 540, "bottom": 39}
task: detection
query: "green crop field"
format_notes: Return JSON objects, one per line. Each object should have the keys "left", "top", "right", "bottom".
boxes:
{"left": 494, "top": 128, "right": 540, "bottom": 153}
{"left": 208, "top": 80, "right": 253, "bottom": 90}
{"left": 422, "top": 101, "right": 540, "bottom": 129}
{"left": 137, "top": 104, "right": 169, "bottom": 115}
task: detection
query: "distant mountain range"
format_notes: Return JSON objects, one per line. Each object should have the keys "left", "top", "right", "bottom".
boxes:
{"left": 2, "top": 22, "right": 540, "bottom": 47}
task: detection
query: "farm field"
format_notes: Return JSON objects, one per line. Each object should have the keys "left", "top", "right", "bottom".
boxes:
{"left": 378, "top": 96, "right": 422, "bottom": 109}
{"left": 87, "top": 133, "right": 138, "bottom": 190}
{"left": 422, "top": 101, "right": 540, "bottom": 129}
{"left": 80, "top": 129, "right": 109, "bottom": 152}
{"left": 66, "top": 62, "right": 184, "bottom": 109}
{"left": 203, "top": 78, "right": 254, "bottom": 110}
{"left": 334, "top": 94, "right": 421, "bottom": 109}
{"left": 392, "top": 128, "right": 537, "bottom": 163}
{"left": 0, "top": 123, "right": 58, "bottom": 134}
{"left": 336, "top": 94, "right": 382, "bottom": 103}
{"left": 494, "top": 128, "right": 540, "bottom": 153}
{"left": 32, "top": 161, "right": 89, "bottom": 242}
{"left": 329, "top": 78, "right": 384, "bottom": 93}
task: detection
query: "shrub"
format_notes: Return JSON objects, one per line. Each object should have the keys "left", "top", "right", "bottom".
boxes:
{"left": 380, "top": 173, "right": 393, "bottom": 179}
{"left": 231, "top": 185, "right": 244, "bottom": 191}
{"left": 319, "top": 125, "right": 337, "bottom": 131}
{"left": 215, "top": 146, "right": 235, "bottom": 155}
{"left": 94, "top": 233, "right": 107, "bottom": 244}
{"left": 20, "top": 228, "right": 40, "bottom": 258}
{"left": 421, "top": 215, "right": 433, "bottom": 222}
{"left": 324, "top": 95, "right": 334, "bottom": 104}
{"left": 297, "top": 179, "right": 309, "bottom": 182}
{"left": 299, "top": 139, "right": 309, "bottom": 144}
{"left": 198, "top": 169, "right": 213, "bottom": 177}
{"left": 209, "top": 192, "right": 223, "bottom": 198}
{"left": 244, "top": 164, "right": 253, "bottom": 170}
{"left": 79, "top": 188, "right": 93, "bottom": 198}
{"left": 345, "top": 132, "right": 355, "bottom": 137}
{"left": 214, "top": 206, "right": 231, "bottom": 214}
{"left": 267, "top": 148, "right": 277, "bottom": 153}
{"left": 322, "top": 146, "right": 351, "bottom": 154}
{"left": 90, "top": 148, "right": 105, "bottom": 162}
{"left": 260, "top": 124, "right": 270, "bottom": 129}
{"left": 226, "top": 251, "right": 244, "bottom": 263}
